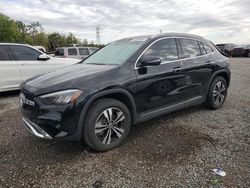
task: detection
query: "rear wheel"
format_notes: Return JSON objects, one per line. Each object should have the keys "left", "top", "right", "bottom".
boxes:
{"left": 83, "top": 98, "right": 131, "bottom": 151}
{"left": 205, "top": 76, "right": 227, "bottom": 109}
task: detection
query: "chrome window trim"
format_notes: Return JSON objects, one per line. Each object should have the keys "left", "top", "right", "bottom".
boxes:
{"left": 134, "top": 36, "right": 215, "bottom": 69}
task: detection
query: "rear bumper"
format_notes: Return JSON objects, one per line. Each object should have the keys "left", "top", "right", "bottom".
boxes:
{"left": 22, "top": 117, "right": 52, "bottom": 140}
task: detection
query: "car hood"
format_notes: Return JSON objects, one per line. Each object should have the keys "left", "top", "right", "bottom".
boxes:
{"left": 51, "top": 57, "right": 80, "bottom": 64}
{"left": 22, "top": 64, "right": 117, "bottom": 95}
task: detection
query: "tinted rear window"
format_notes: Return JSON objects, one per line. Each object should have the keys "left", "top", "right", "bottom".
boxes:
{"left": 203, "top": 43, "right": 213, "bottom": 54}
{"left": 216, "top": 45, "right": 225, "bottom": 50}
{"left": 68, "top": 48, "right": 77, "bottom": 55}
{"left": 89, "top": 48, "right": 98, "bottom": 54}
{"left": 79, "top": 48, "right": 89, "bottom": 56}
{"left": 198, "top": 42, "right": 206, "bottom": 55}
{"left": 0, "top": 46, "right": 10, "bottom": 60}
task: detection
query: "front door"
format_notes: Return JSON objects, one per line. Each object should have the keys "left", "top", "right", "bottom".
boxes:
{"left": 135, "top": 38, "right": 189, "bottom": 114}
{"left": 9, "top": 45, "right": 55, "bottom": 82}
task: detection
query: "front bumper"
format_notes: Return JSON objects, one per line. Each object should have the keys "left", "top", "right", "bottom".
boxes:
{"left": 20, "top": 90, "right": 85, "bottom": 141}
{"left": 22, "top": 117, "right": 52, "bottom": 139}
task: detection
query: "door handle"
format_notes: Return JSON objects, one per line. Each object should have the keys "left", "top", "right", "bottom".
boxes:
{"left": 173, "top": 66, "right": 182, "bottom": 72}
{"left": 205, "top": 61, "right": 215, "bottom": 66}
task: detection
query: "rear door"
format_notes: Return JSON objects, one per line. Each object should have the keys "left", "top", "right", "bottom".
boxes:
{"left": 176, "top": 38, "right": 214, "bottom": 99}
{"left": 0, "top": 45, "right": 21, "bottom": 91}
{"left": 9, "top": 45, "right": 56, "bottom": 82}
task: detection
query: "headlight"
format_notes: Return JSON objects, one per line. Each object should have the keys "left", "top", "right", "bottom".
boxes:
{"left": 39, "top": 89, "right": 83, "bottom": 105}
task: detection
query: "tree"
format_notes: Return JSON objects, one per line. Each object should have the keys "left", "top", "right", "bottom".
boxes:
{"left": 15, "top": 21, "right": 32, "bottom": 44}
{"left": 27, "top": 21, "right": 43, "bottom": 43}
{"left": 33, "top": 32, "right": 48, "bottom": 49}
{"left": 0, "top": 13, "right": 20, "bottom": 42}
{"left": 66, "top": 32, "right": 80, "bottom": 45}
{"left": 82, "top": 38, "right": 88, "bottom": 45}
{"left": 0, "top": 14, "right": 105, "bottom": 49}
{"left": 48, "top": 32, "right": 67, "bottom": 50}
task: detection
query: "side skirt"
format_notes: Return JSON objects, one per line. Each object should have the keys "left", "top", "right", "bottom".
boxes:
{"left": 138, "top": 96, "right": 204, "bottom": 123}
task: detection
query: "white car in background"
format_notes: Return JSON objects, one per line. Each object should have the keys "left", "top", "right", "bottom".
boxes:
{"left": 0, "top": 43, "right": 80, "bottom": 92}
{"left": 55, "top": 46, "right": 99, "bottom": 59}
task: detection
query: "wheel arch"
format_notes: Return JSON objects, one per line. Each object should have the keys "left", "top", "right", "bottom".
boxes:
{"left": 77, "top": 88, "right": 138, "bottom": 140}
{"left": 208, "top": 69, "right": 230, "bottom": 90}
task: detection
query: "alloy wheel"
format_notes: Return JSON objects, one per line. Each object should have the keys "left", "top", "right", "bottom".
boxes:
{"left": 213, "top": 81, "right": 226, "bottom": 105}
{"left": 94, "top": 107, "right": 126, "bottom": 145}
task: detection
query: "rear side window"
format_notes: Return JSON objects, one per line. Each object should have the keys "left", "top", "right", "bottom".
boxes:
{"left": 198, "top": 42, "right": 207, "bottom": 55}
{"left": 89, "top": 48, "right": 98, "bottom": 54}
{"left": 143, "top": 38, "right": 178, "bottom": 62}
{"left": 0, "top": 46, "right": 10, "bottom": 60}
{"left": 55, "top": 48, "right": 64, "bottom": 56}
{"left": 179, "top": 39, "right": 201, "bottom": 58}
{"left": 9, "top": 46, "right": 41, "bottom": 61}
{"left": 68, "top": 48, "right": 77, "bottom": 56}
{"left": 79, "top": 48, "right": 90, "bottom": 56}
{"left": 203, "top": 43, "right": 213, "bottom": 54}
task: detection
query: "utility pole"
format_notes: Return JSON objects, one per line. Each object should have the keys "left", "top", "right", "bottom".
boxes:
{"left": 96, "top": 25, "right": 100, "bottom": 45}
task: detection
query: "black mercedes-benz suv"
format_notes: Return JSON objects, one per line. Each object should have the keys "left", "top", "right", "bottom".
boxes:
{"left": 20, "top": 33, "right": 230, "bottom": 151}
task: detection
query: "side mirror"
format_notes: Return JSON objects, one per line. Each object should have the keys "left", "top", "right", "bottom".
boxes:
{"left": 140, "top": 55, "right": 161, "bottom": 66}
{"left": 38, "top": 54, "right": 50, "bottom": 60}
{"left": 48, "top": 53, "right": 55, "bottom": 57}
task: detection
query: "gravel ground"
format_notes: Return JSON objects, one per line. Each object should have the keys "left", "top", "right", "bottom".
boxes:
{"left": 0, "top": 58, "right": 249, "bottom": 188}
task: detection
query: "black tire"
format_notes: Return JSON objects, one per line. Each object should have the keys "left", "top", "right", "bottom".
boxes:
{"left": 82, "top": 98, "right": 131, "bottom": 152}
{"left": 205, "top": 76, "right": 227, "bottom": 109}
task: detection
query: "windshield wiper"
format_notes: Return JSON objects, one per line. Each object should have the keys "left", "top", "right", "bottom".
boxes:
{"left": 87, "top": 62, "right": 105, "bottom": 65}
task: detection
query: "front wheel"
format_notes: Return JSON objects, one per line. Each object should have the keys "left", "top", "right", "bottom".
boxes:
{"left": 205, "top": 76, "right": 228, "bottom": 109}
{"left": 83, "top": 98, "right": 131, "bottom": 152}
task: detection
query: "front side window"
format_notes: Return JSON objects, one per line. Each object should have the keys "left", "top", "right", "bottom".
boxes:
{"left": 68, "top": 48, "right": 77, "bottom": 56}
{"left": 143, "top": 38, "right": 178, "bottom": 62}
{"left": 84, "top": 38, "right": 145, "bottom": 65}
{"left": 0, "top": 46, "right": 10, "bottom": 60}
{"left": 179, "top": 39, "right": 201, "bottom": 58}
{"left": 79, "top": 48, "right": 89, "bottom": 56}
{"left": 10, "top": 46, "right": 41, "bottom": 61}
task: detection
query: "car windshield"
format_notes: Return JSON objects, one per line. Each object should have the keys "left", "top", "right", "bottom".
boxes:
{"left": 83, "top": 38, "right": 147, "bottom": 65}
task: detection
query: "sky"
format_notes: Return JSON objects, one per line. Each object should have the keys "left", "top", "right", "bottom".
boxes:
{"left": 0, "top": 0, "right": 250, "bottom": 44}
